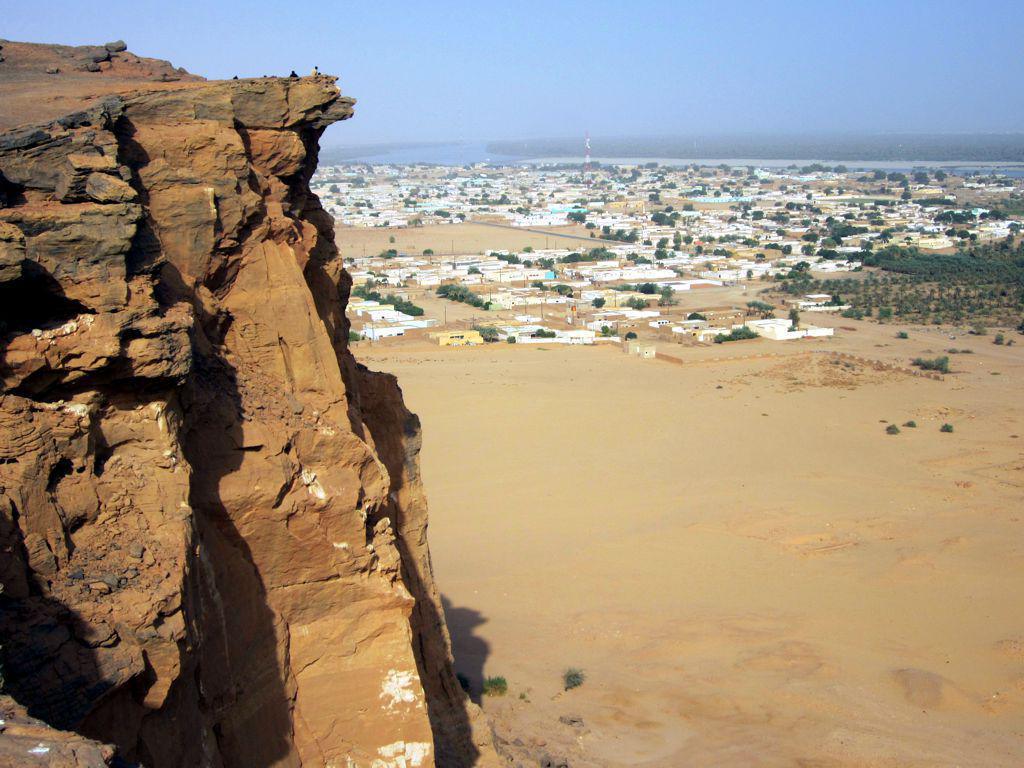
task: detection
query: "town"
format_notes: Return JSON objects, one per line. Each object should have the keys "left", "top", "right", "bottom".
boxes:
{"left": 312, "top": 160, "right": 1023, "bottom": 349}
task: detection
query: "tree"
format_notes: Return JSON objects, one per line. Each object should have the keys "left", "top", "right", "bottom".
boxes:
{"left": 591, "top": 297, "right": 606, "bottom": 308}
{"left": 626, "top": 297, "right": 648, "bottom": 310}
{"left": 567, "top": 211, "right": 587, "bottom": 224}
{"left": 473, "top": 325, "right": 500, "bottom": 342}
{"left": 423, "top": 248, "right": 434, "bottom": 255}
{"left": 788, "top": 307, "right": 801, "bottom": 328}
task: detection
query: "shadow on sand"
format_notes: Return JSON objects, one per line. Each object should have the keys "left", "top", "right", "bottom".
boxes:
{"left": 442, "top": 595, "right": 491, "bottom": 705}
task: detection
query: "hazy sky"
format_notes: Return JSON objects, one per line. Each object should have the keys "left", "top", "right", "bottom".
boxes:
{"left": 7, "top": 1, "right": 1024, "bottom": 146}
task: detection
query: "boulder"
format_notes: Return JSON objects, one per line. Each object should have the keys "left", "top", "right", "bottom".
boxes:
{"left": 85, "top": 172, "right": 137, "bottom": 204}
{"left": 104, "top": 40, "right": 127, "bottom": 53}
{"left": 54, "top": 153, "right": 119, "bottom": 202}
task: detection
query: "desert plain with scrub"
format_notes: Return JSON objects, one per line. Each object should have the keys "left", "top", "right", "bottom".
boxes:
{"left": 358, "top": 315, "right": 1024, "bottom": 767}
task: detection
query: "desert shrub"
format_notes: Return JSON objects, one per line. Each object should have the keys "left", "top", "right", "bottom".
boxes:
{"left": 940, "top": 423, "right": 954, "bottom": 433}
{"left": 969, "top": 324, "right": 988, "bottom": 336}
{"left": 886, "top": 424, "right": 901, "bottom": 435}
{"left": 348, "top": 330, "right": 362, "bottom": 343}
{"left": 911, "top": 356, "right": 950, "bottom": 374}
{"left": 482, "top": 676, "right": 508, "bottom": 696}
{"left": 903, "top": 420, "right": 917, "bottom": 428}
{"left": 507, "top": 336, "right": 517, "bottom": 344}
{"left": 994, "top": 332, "right": 1005, "bottom": 345}
{"left": 895, "top": 331, "right": 909, "bottom": 339}
{"left": 563, "top": 668, "right": 585, "bottom": 691}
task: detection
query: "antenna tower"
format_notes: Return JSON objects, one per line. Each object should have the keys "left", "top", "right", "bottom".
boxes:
{"left": 584, "top": 131, "right": 592, "bottom": 186}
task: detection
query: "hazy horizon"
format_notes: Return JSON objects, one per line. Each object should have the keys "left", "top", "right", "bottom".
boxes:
{"left": 6, "top": 0, "right": 1024, "bottom": 147}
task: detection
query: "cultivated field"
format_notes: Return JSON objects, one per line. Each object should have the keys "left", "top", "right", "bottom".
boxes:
{"left": 357, "top": 321, "right": 1024, "bottom": 766}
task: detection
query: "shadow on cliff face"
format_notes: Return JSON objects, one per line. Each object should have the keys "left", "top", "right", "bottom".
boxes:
{"left": 0, "top": 513, "right": 113, "bottom": 738}
{"left": 173, "top": 316, "right": 296, "bottom": 768}
{"left": 441, "top": 596, "right": 492, "bottom": 706}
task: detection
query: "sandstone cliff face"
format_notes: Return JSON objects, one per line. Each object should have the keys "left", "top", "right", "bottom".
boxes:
{"left": 0, "top": 44, "right": 493, "bottom": 768}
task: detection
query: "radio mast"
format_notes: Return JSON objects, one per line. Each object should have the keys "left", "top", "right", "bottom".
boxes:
{"left": 584, "top": 131, "right": 592, "bottom": 186}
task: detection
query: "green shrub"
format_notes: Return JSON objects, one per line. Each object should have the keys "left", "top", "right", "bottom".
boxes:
{"left": 895, "top": 331, "right": 909, "bottom": 339}
{"left": 911, "top": 356, "right": 950, "bottom": 374}
{"left": 563, "top": 668, "right": 585, "bottom": 691}
{"left": 903, "top": 420, "right": 917, "bottom": 428}
{"left": 714, "top": 326, "right": 759, "bottom": 344}
{"left": 994, "top": 332, "right": 1005, "bottom": 345}
{"left": 507, "top": 336, "right": 517, "bottom": 344}
{"left": 886, "top": 424, "right": 901, "bottom": 435}
{"left": 348, "top": 330, "right": 362, "bottom": 343}
{"left": 482, "top": 676, "right": 508, "bottom": 696}
{"left": 940, "top": 423, "right": 954, "bottom": 433}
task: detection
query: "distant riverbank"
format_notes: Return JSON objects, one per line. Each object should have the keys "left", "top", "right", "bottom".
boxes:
{"left": 323, "top": 142, "right": 1024, "bottom": 176}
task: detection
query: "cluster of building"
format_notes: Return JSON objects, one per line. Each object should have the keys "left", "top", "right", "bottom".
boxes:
{"left": 316, "top": 161, "right": 1022, "bottom": 347}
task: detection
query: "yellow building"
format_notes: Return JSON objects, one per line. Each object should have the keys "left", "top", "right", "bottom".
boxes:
{"left": 430, "top": 330, "right": 484, "bottom": 347}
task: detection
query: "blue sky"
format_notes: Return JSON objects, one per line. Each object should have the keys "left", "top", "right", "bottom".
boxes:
{"left": 8, "top": 1, "right": 1024, "bottom": 145}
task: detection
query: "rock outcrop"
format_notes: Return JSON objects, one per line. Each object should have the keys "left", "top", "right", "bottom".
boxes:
{"left": 0, "top": 42, "right": 494, "bottom": 767}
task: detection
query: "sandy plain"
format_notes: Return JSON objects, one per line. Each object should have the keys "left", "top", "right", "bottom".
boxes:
{"left": 333, "top": 222, "right": 611, "bottom": 259}
{"left": 357, "top": 318, "right": 1024, "bottom": 767}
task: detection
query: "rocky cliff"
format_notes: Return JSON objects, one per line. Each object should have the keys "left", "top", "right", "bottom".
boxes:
{"left": 0, "top": 41, "right": 494, "bottom": 768}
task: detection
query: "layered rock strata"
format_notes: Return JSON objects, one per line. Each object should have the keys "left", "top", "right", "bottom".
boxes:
{"left": 0, "top": 42, "right": 493, "bottom": 768}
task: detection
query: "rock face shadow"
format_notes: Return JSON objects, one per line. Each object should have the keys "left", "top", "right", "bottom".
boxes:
{"left": 442, "top": 595, "right": 491, "bottom": 705}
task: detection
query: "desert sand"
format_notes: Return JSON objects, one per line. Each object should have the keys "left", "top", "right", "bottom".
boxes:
{"left": 333, "top": 222, "right": 609, "bottom": 258}
{"left": 358, "top": 319, "right": 1024, "bottom": 766}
